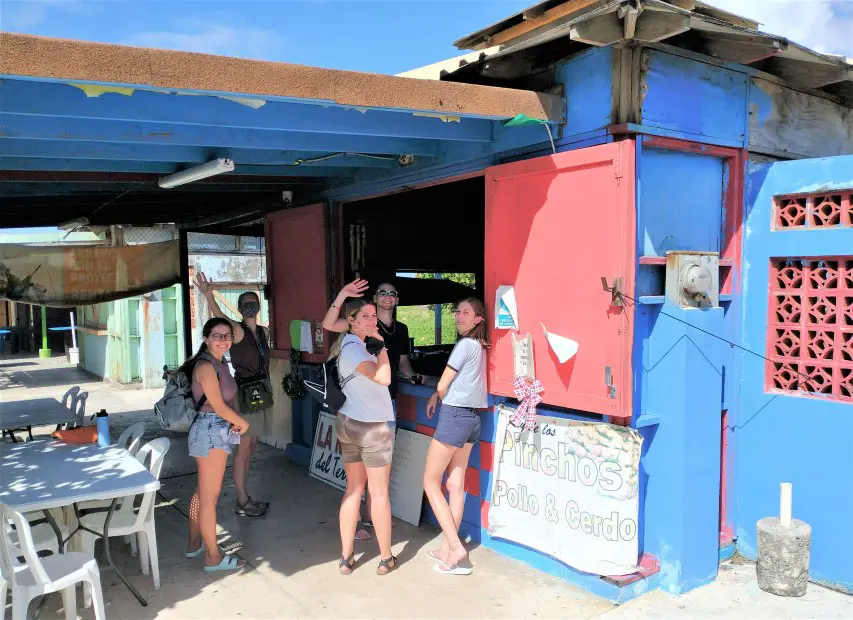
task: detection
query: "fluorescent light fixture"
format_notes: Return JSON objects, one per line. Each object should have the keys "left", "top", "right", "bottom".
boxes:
{"left": 158, "top": 158, "right": 235, "bottom": 189}
{"left": 58, "top": 217, "right": 90, "bottom": 232}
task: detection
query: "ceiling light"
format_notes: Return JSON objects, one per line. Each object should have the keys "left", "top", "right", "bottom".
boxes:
{"left": 158, "top": 158, "right": 235, "bottom": 189}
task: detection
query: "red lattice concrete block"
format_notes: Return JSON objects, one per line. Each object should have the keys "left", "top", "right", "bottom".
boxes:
{"left": 773, "top": 191, "right": 853, "bottom": 230}
{"left": 811, "top": 194, "right": 843, "bottom": 227}
{"left": 768, "top": 257, "right": 853, "bottom": 403}
{"left": 775, "top": 196, "right": 807, "bottom": 229}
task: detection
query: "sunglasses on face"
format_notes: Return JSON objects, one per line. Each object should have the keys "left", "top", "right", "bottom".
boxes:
{"left": 377, "top": 290, "right": 398, "bottom": 298}
{"left": 210, "top": 333, "right": 234, "bottom": 342}
{"left": 240, "top": 302, "right": 260, "bottom": 310}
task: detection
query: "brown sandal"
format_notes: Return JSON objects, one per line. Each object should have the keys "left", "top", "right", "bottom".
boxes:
{"left": 376, "top": 555, "right": 397, "bottom": 576}
{"left": 339, "top": 553, "right": 356, "bottom": 575}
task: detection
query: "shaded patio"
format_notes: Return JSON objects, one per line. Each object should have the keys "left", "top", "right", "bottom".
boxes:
{"left": 1, "top": 353, "right": 614, "bottom": 619}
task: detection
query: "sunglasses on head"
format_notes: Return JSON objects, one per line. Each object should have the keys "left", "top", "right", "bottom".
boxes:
{"left": 377, "top": 290, "right": 398, "bottom": 298}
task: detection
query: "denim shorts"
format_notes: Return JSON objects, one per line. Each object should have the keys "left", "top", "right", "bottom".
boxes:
{"left": 188, "top": 412, "right": 236, "bottom": 458}
{"left": 433, "top": 405, "right": 482, "bottom": 448}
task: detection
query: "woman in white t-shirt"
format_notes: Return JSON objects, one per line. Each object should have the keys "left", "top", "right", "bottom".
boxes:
{"left": 423, "top": 298, "right": 489, "bottom": 575}
{"left": 327, "top": 298, "right": 397, "bottom": 576}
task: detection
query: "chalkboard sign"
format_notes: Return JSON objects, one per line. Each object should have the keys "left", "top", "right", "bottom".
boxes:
{"left": 389, "top": 429, "right": 432, "bottom": 526}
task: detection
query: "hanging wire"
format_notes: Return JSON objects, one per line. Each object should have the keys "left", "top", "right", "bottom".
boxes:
{"left": 610, "top": 289, "right": 820, "bottom": 385}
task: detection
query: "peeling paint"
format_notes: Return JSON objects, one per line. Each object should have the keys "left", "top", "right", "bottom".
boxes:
{"left": 218, "top": 95, "right": 267, "bottom": 109}
{"left": 413, "top": 112, "right": 462, "bottom": 123}
{"left": 69, "top": 83, "right": 134, "bottom": 98}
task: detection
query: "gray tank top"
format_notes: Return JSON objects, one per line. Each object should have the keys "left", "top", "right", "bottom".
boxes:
{"left": 191, "top": 356, "right": 237, "bottom": 413}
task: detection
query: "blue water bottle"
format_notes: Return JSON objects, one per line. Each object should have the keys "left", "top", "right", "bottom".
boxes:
{"left": 96, "top": 409, "right": 110, "bottom": 447}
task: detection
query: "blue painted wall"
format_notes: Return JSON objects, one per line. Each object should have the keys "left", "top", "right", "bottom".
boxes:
{"left": 638, "top": 146, "right": 724, "bottom": 257}
{"left": 641, "top": 49, "right": 748, "bottom": 146}
{"left": 736, "top": 155, "right": 853, "bottom": 593}
{"left": 556, "top": 47, "right": 615, "bottom": 136}
{"left": 631, "top": 139, "right": 729, "bottom": 593}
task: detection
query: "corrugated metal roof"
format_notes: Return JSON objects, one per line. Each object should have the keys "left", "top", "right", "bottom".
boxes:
{"left": 447, "top": 0, "right": 852, "bottom": 104}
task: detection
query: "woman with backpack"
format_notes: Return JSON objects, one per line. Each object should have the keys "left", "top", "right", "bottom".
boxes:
{"left": 184, "top": 317, "right": 250, "bottom": 572}
{"left": 325, "top": 297, "right": 397, "bottom": 575}
{"left": 195, "top": 272, "right": 270, "bottom": 518}
{"left": 423, "top": 298, "right": 489, "bottom": 575}
{"left": 322, "top": 278, "right": 419, "bottom": 540}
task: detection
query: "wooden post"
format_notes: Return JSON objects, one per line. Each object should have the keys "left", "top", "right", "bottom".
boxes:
{"left": 179, "top": 230, "right": 193, "bottom": 359}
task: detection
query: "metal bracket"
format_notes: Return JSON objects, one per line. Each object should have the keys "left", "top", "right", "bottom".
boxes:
{"left": 605, "top": 366, "right": 617, "bottom": 399}
{"left": 601, "top": 276, "right": 624, "bottom": 307}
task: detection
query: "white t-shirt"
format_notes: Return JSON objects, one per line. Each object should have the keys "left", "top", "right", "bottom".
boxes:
{"left": 338, "top": 334, "right": 395, "bottom": 423}
{"left": 443, "top": 337, "right": 488, "bottom": 408}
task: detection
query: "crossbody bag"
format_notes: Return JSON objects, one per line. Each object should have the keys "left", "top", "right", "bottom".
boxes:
{"left": 236, "top": 323, "right": 275, "bottom": 413}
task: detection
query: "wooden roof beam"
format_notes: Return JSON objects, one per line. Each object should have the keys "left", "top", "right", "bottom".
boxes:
{"left": 700, "top": 33, "right": 787, "bottom": 65}
{"left": 483, "top": 0, "right": 602, "bottom": 49}
{"left": 758, "top": 56, "right": 852, "bottom": 89}
{"left": 570, "top": 12, "right": 624, "bottom": 47}
{"left": 633, "top": 11, "right": 691, "bottom": 43}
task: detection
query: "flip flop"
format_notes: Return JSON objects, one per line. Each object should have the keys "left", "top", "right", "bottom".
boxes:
{"left": 426, "top": 550, "right": 444, "bottom": 563}
{"left": 433, "top": 561, "right": 473, "bottom": 576}
{"left": 204, "top": 554, "right": 246, "bottom": 573}
{"left": 185, "top": 541, "right": 205, "bottom": 559}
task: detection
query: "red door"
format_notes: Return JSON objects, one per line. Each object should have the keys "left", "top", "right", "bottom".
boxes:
{"left": 265, "top": 203, "right": 331, "bottom": 363}
{"left": 485, "top": 141, "right": 636, "bottom": 417}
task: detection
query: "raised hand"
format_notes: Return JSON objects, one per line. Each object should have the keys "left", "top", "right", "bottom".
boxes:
{"left": 340, "top": 279, "right": 369, "bottom": 299}
{"left": 194, "top": 271, "right": 213, "bottom": 296}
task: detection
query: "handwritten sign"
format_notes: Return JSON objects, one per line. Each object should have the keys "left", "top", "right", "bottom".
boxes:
{"left": 512, "top": 332, "right": 535, "bottom": 381}
{"left": 389, "top": 429, "right": 431, "bottom": 526}
{"left": 489, "top": 405, "right": 642, "bottom": 576}
{"left": 308, "top": 412, "right": 347, "bottom": 491}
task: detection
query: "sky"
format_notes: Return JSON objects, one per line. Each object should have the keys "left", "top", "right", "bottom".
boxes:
{"left": 2, "top": 0, "right": 851, "bottom": 76}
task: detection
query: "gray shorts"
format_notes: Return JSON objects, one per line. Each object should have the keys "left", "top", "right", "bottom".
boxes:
{"left": 336, "top": 415, "right": 395, "bottom": 468}
{"left": 188, "top": 412, "right": 236, "bottom": 458}
{"left": 433, "top": 405, "right": 482, "bottom": 448}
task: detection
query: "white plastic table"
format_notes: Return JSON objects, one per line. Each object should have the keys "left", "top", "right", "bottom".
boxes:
{"left": 0, "top": 440, "right": 161, "bottom": 605}
{"left": 0, "top": 397, "right": 79, "bottom": 435}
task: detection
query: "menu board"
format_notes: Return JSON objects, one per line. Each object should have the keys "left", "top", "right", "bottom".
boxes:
{"left": 389, "top": 429, "right": 432, "bottom": 526}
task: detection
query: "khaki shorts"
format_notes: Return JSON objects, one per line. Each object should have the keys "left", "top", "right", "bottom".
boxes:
{"left": 335, "top": 415, "right": 395, "bottom": 468}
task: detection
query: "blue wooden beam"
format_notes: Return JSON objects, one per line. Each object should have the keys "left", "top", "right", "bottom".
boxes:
{"left": 0, "top": 112, "right": 451, "bottom": 158}
{"left": 0, "top": 79, "right": 495, "bottom": 143}
{"left": 0, "top": 158, "right": 357, "bottom": 177}
{"left": 0, "top": 139, "right": 439, "bottom": 168}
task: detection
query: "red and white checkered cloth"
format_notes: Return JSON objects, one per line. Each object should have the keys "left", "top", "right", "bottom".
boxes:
{"left": 511, "top": 375, "right": 544, "bottom": 430}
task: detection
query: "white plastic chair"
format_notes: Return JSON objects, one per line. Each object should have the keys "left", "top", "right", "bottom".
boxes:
{"left": 115, "top": 422, "right": 146, "bottom": 457}
{"left": 16, "top": 509, "right": 69, "bottom": 556}
{"left": 71, "top": 392, "right": 88, "bottom": 429}
{"left": 0, "top": 504, "right": 105, "bottom": 620}
{"left": 77, "top": 437, "right": 170, "bottom": 604}
{"left": 61, "top": 386, "right": 80, "bottom": 411}
{"left": 76, "top": 421, "right": 147, "bottom": 552}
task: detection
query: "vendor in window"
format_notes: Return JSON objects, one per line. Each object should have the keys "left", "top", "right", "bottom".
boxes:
{"left": 323, "top": 278, "right": 420, "bottom": 538}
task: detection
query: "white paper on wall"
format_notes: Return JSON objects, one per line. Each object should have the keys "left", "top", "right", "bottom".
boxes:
{"left": 541, "top": 323, "right": 578, "bottom": 363}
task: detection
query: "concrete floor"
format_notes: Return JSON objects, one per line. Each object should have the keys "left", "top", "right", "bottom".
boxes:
{"left": 2, "top": 354, "right": 851, "bottom": 619}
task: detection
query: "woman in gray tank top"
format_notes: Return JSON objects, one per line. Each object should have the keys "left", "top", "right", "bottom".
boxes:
{"left": 423, "top": 298, "right": 490, "bottom": 575}
{"left": 183, "top": 318, "right": 250, "bottom": 573}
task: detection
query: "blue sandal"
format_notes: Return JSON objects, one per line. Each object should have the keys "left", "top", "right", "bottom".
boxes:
{"left": 204, "top": 554, "right": 246, "bottom": 573}
{"left": 185, "top": 541, "right": 205, "bottom": 559}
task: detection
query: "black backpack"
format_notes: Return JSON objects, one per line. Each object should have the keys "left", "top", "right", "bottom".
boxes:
{"left": 304, "top": 343, "right": 355, "bottom": 414}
